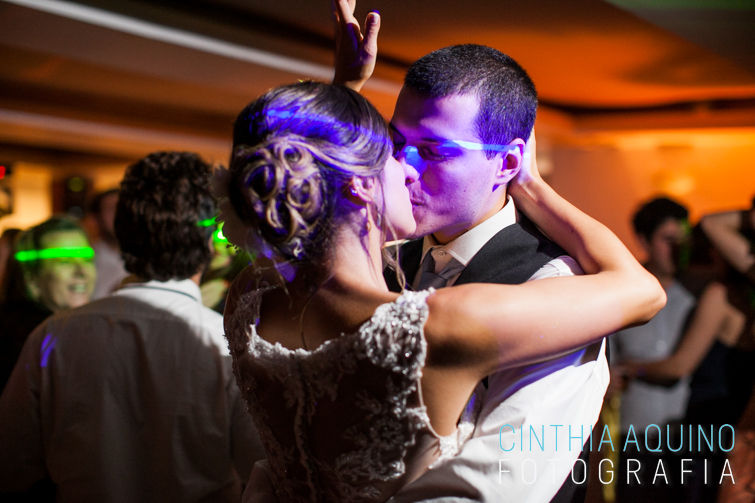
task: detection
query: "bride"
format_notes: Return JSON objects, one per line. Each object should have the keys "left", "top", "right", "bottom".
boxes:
{"left": 217, "top": 81, "right": 665, "bottom": 502}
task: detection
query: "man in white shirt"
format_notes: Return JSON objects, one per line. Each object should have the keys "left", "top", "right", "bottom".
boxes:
{"left": 334, "top": 5, "right": 608, "bottom": 501}
{"left": 0, "top": 152, "right": 264, "bottom": 502}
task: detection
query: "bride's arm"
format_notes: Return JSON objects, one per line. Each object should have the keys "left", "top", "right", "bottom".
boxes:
{"left": 423, "top": 134, "right": 666, "bottom": 377}
{"left": 332, "top": 0, "right": 380, "bottom": 92}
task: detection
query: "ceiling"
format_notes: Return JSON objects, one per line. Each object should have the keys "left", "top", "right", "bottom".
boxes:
{"left": 0, "top": 0, "right": 754, "bottom": 165}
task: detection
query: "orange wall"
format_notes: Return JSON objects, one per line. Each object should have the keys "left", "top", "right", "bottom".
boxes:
{"left": 0, "top": 162, "right": 127, "bottom": 234}
{"left": 546, "top": 129, "right": 755, "bottom": 260}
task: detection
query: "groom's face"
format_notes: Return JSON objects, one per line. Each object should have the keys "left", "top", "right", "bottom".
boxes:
{"left": 390, "top": 87, "right": 506, "bottom": 244}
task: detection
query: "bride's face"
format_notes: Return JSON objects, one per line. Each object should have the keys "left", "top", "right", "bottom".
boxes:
{"left": 379, "top": 156, "right": 416, "bottom": 240}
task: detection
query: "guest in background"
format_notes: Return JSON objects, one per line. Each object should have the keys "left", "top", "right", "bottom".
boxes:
{"left": 619, "top": 223, "right": 754, "bottom": 503}
{"left": 706, "top": 198, "right": 755, "bottom": 503}
{"left": 199, "top": 220, "right": 253, "bottom": 314}
{"left": 0, "top": 227, "right": 21, "bottom": 303}
{"left": 701, "top": 196, "right": 755, "bottom": 282}
{"left": 87, "top": 188, "right": 127, "bottom": 299}
{"left": 0, "top": 152, "right": 263, "bottom": 502}
{"left": 0, "top": 216, "right": 95, "bottom": 393}
{"left": 609, "top": 196, "right": 695, "bottom": 502}
{"left": 15, "top": 215, "right": 96, "bottom": 312}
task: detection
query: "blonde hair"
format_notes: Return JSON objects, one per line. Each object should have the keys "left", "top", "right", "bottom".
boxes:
{"left": 227, "top": 82, "right": 397, "bottom": 276}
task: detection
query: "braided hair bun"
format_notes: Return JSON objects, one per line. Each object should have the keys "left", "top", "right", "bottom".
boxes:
{"left": 225, "top": 81, "right": 392, "bottom": 265}
{"left": 231, "top": 137, "right": 324, "bottom": 261}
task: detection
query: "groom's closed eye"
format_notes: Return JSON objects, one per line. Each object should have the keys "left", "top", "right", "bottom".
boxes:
{"left": 390, "top": 128, "right": 458, "bottom": 163}
{"left": 389, "top": 124, "right": 407, "bottom": 159}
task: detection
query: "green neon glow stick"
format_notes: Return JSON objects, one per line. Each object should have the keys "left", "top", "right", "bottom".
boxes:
{"left": 213, "top": 225, "right": 228, "bottom": 244}
{"left": 14, "top": 246, "right": 95, "bottom": 262}
{"left": 196, "top": 217, "right": 229, "bottom": 246}
{"left": 197, "top": 217, "right": 216, "bottom": 228}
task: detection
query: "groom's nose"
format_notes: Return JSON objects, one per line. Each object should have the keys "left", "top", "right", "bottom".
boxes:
{"left": 400, "top": 154, "right": 420, "bottom": 185}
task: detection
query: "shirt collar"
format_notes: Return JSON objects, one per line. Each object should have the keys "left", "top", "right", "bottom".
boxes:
{"left": 117, "top": 278, "right": 202, "bottom": 302}
{"left": 421, "top": 196, "right": 517, "bottom": 267}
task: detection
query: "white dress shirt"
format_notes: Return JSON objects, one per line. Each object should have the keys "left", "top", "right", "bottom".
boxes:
{"left": 0, "top": 278, "right": 264, "bottom": 502}
{"left": 393, "top": 198, "right": 609, "bottom": 503}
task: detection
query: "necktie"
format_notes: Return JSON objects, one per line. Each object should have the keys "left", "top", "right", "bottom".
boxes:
{"left": 417, "top": 251, "right": 464, "bottom": 290}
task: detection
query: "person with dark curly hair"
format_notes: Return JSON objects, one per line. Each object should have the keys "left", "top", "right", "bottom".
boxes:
{"left": 0, "top": 152, "right": 264, "bottom": 501}
{"left": 218, "top": 80, "right": 666, "bottom": 502}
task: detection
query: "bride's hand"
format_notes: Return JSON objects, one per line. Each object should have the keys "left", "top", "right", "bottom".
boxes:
{"left": 518, "top": 130, "right": 542, "bottom": 184}
{"left": 509, "top": 129, "right": 543, "bottom": 204}
{"left": 332, "top": 0, "right": 380, "bottom": 92}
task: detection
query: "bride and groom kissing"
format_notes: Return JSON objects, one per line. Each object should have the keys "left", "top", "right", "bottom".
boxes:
{"left": 219, "top": 2, "right": 665, "bottom": 501}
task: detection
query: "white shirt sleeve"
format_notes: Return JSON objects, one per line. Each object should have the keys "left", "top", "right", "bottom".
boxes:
{"left": 391, "top": 255, "right": 609, "bottom": 503}
{"left": 527, "top": 255, "right": 583, "bottom": 281}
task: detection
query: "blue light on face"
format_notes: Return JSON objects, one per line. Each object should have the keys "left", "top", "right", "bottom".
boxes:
{"left": 402, "top": 146, "right": 424, "bottom": 169}
{"left": 453, "top": 140, "right": 519, "bottom": 153}
{"left": 395, "top": 139, "right": 518, "bottom": 161}
{"left": 389, "top": 123, "right": 519, "bottom": 165}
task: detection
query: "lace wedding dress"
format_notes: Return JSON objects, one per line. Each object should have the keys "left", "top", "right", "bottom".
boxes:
{"left": 225, "top": 288, "right": 474, "bottom": 502}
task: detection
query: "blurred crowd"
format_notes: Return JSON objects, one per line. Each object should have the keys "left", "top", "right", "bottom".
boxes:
{"left": 0, "top": 152, "right": 264, "bottom": 501}
{"left": 0, "top": 153, "right": 752, "bottom": 502}
{"left": 0, "top": 179, "right": 256, "bottom": 392}
{"left": 601, "top": 195, "right": 755, "bottom": 503}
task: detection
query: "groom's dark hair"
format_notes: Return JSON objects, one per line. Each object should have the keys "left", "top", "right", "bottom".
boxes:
{"left": 404, "top": 44, "right": 537, "bottom": 159}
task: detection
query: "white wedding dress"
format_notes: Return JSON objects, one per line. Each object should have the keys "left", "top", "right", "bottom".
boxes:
{"left": 224, "top": 288, "right": 474, "bottom": 502}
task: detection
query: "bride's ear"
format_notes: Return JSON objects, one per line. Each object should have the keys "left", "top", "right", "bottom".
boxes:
{"left": 344, "top": 176, "right": 376, "bottom": 205}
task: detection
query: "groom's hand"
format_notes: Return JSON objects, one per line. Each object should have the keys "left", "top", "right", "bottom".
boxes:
{"left": 332, "top": 0, "right": 380, "bottom": 91}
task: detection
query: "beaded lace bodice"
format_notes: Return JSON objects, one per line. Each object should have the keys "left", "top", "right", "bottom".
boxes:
{"left": 226, "top": 288, "right": 469, "bottom": 502}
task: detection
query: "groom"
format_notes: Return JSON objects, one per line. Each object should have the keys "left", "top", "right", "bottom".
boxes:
{"left": 334, "top": 3, "right": 609, "bottom": 502}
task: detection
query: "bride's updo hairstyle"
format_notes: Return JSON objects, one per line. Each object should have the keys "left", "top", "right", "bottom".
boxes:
{"left": 226, "top": 81, "right": 393, "bottom": 269}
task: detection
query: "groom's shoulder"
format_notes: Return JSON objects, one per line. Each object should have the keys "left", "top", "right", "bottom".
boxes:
{"left": 459, "top": 215, "right": 568, "bottom": 285}
{"left": 495, "top": 212, "right": 565, "bottom": 258}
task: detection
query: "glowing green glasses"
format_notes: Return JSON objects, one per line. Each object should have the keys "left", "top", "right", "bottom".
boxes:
{"left": 15, "top": 246, "right": 95, "bottom": 262}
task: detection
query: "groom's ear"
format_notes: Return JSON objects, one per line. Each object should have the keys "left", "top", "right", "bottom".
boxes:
{"left": 494, "top": 138, "right": 526, "bottom": 186}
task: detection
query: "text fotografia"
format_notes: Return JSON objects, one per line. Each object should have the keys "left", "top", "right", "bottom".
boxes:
{"left": 497, "top": 456, "right": 734, "bottom": 486}
{"left": 497, "top": 423, "right": 736, "bottom": 486}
